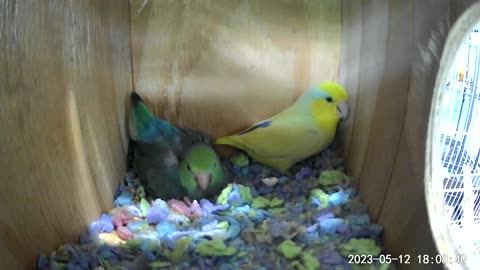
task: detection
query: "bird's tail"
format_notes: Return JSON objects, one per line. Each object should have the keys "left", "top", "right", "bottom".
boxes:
{"left": 129, "top": 92, "right": 156, "bottom": 141}
{"left": 129, "top": 92, "right": 178, "bottom": 143}
{"left": 130, "top": 92, "right": 155, "bottom": 125}
{"left": 214, "top": 136, "right": 249, "bottom": 152}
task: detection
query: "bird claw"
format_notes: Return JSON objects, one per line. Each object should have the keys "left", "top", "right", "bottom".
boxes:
{"left": 169, "top": 198, "right": 203, "bottom": 220}
{"left": 183, "top": 196, "right": 192, "bottom": 205}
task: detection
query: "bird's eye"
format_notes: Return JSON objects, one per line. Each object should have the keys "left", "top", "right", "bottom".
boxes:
{"left": 326, "top": 97, "right": 333, "bottom": 103}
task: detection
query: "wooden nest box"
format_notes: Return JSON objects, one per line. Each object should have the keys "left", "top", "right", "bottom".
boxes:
{"left": 1, "top": 0, "right": 479, "bottom": 269}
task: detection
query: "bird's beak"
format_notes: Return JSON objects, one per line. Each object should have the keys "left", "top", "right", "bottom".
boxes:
{"left": 195, "top": 172, "right": 212, "bottom": 191}
{"left": 336, "top": 101, "right": 349, "bottom": 121}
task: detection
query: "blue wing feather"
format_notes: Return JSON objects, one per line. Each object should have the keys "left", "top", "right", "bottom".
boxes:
{"left": 238, "top": 120, "right": 272, "bottom": 135}
{"left": 139, "top": 117, "right": 181, "bottom": 144}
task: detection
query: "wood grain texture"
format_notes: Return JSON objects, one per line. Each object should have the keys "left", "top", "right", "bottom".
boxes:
{"left": 0, "top": 0, "right": 132, "bottom": 269}
{"left": 358, "top": 0, "right": 415, "bottom": 221}
{"left": 1, "top": 1, "right": 477, "bottom": 269}
{"left": 337, "top": 0, "right": 362, "bottom": 161}
{"left": 340, "top": 0, "right": 389, "bottom": 180}
{"left": 341, "top": 0, "right": 479, "bottom": 269}
{"left": 377, "top": 2, "right": 451, "bottom": 269}
{"left": 130, "top": 0, "right": 342, "bottom": 140}
{"left": 341, "top": 0, "right": 413, "bottom": 222}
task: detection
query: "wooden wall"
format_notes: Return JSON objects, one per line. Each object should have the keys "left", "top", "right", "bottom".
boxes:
{"left": 340, "top": 0, "right": 479, "bottom": 269}
{"left": 2, "top": 0, "right": 479, "bottom": 269}
{"left": 0, "top": 1, "right": 132, "bottom": 269}
{"left": 129, "top": 0, "right": 342, "bottom": 140}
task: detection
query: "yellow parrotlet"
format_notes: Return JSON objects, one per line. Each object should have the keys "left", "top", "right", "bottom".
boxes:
{"left": 215, "top": 81, "right": 349, "bottom": 172}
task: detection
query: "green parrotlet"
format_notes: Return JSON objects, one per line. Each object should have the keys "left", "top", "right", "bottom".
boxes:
{"left": 127, "top": 92, "right": 226, "bottom": 200}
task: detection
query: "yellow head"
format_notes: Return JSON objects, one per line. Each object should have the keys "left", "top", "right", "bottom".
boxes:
{"left": 297, "top": 81, "right": 349, "bottom": 121}
{"left": 315, "top": 81, "right": 348, "bottom": 103}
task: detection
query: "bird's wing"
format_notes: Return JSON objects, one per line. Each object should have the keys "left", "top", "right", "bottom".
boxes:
{"left": 132, "top": 141, "right": 184, "bottom": 199}
{"left": 229, "top": 115, "right": 332, "bottom": 159}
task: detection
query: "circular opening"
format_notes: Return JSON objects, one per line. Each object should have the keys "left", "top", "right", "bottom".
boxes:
{"left": 427, "top": 4, "right": 480, "bottom": 269}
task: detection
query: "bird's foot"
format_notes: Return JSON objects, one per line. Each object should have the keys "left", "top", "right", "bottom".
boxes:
{"left": 169, "top": 197, "right": 202, "bottom": 220}
{"left": 183, "top": 196, "right": 192, "bottom": 206}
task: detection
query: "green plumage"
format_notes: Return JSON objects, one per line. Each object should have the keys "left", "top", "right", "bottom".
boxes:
{"left": 178, "top": 144, "right": 226, "bottom": 199}
{"left": 128, "top": 92, "right": 226, "bottom": 200}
